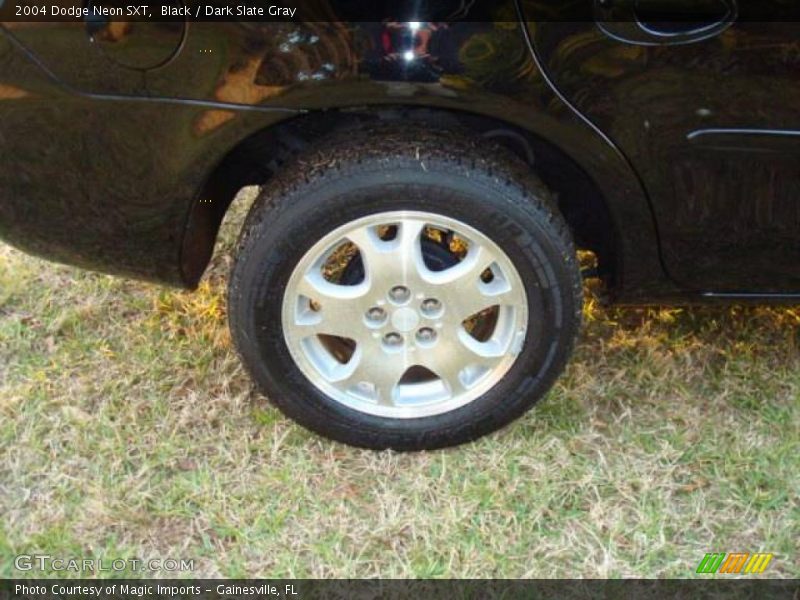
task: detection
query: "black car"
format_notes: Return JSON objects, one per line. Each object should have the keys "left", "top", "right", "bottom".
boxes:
{"left": 1, "top": 1, "right": 798, "bottom": 449}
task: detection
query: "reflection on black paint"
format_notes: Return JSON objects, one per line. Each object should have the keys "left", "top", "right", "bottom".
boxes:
{"left": 525, "top": 10, "right": 800, "bottom": 293}
{"left": 2, "top": 0, "right": 799, "bottom": 298}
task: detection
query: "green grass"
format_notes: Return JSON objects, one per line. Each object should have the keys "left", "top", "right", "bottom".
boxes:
{"left": 1, "top": 189, "right": 798, "bottom": 578}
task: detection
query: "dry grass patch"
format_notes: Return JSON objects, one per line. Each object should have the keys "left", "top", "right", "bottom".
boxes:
{"left": 1, "top": 189, "right": 798, "bottom": 578}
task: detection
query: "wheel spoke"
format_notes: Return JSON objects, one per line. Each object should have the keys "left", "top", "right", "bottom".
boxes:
{"left": 432, "top": 245, "right": 523, "bottom": 323}
{"left": 348, "top": 219, "right": 427, "bottom": 292}
{"left": 418, "top": 335, "right": 501, "bottom": 397}
{"left": 433, "top": 244, "right": 496, "bottom": 286}
{"left": 290, "top": 273, "right": 369, "bottom": 340}
{"left": 449, "top": 285, "right": 521, "bottom": 324}
{"left": 288, "top": 315, "right": 356, "bottom": 340}
{"left": 339, "top": 347, "right": 409, "bottom": 406}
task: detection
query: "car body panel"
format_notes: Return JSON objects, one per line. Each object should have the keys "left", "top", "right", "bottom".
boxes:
{"left": 1, "top": 1, "right": 798, "bottom": 302}
{"left": 525, "top": 4, "right": 800, "bottom": 294}
{"left": 0, "top": 29, "right": 297, "bottom": 285}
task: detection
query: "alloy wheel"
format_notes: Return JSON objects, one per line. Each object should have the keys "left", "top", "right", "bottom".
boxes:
{"left": 281, "top": 211, "right": 529, "bottom": 419}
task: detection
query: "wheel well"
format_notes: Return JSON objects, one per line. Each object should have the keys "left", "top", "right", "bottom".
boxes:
{"left": 183, "top": 107, "right": 618, "bottom": 288}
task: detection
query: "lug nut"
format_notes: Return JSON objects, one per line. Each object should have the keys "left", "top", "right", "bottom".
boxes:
{"left": 384, "top": 332, "right": 404, "bottom": 347}
{"left": 416, "top": 327, "right": 436, "bottom": 344}
{"left": 421, "top": 298, "right": 442, "bottom": 315}
{"left": 389, "top": 285, "right": 411, "bottom": 304}
{"left": 366, "top": 307, "right": 386, "bottom": 322}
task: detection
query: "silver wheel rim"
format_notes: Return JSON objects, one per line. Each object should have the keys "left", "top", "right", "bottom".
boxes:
{"left": 281, "top": 210, "right": 529, "bottom": 419}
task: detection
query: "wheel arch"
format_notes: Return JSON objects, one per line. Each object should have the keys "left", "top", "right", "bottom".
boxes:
{"left": 181, "top": 106, "right": 646, "bottom": 295}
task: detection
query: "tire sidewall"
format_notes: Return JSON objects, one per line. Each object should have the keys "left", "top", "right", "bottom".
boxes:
{"left": 230, "top": 159, "right": 579, "bottom": 449}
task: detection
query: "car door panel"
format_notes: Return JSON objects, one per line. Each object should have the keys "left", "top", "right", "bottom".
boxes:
{"left": 525, "top": 5, "right": 800, "bottom": 293}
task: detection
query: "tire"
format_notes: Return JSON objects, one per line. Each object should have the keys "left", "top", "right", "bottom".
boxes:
{"left": 228, "top": 125, "right": 582, "bottom": 451}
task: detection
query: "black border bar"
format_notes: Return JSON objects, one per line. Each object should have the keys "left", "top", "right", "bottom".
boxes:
{"left": 2, "top": 579, "right": 800, "bottom": 600}
{"left": 4, "top": 0, "right": 800, "bottom": 23}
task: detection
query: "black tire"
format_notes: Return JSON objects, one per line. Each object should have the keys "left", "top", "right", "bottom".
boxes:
{"left": 228, "top": 125, "right": 582, "bottom": 451}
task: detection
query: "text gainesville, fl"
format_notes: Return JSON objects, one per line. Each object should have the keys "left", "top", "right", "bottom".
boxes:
{"left": 16, "top": 585, "right": 300, "bottom": 597}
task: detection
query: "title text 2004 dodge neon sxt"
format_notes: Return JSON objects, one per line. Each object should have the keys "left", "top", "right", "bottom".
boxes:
{"left": 1, "top": 1, "right": 798, "bottom": 449}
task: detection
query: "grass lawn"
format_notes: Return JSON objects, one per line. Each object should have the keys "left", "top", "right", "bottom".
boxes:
{"left": 1, "top": 189, "right": 798, "bottom": 578}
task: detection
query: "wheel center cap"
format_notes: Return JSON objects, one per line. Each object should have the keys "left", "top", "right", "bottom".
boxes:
{"left": 391, "top": 307, "right": 420, "bottom": 333}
